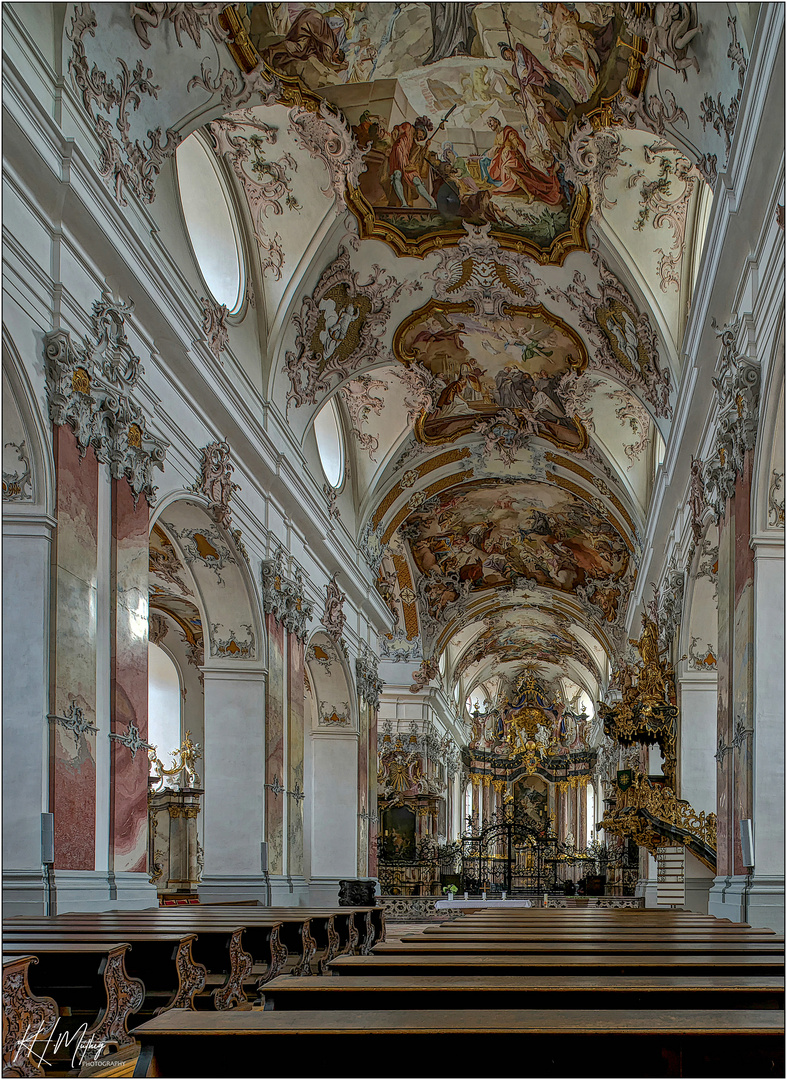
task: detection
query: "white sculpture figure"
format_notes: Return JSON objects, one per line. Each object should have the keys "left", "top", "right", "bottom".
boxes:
{"left": 319, "top": 297, "right": 360, "bottom": 362}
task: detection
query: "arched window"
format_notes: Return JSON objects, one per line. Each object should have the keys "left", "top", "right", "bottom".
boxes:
{"left": 148, "top": 642, "right": 182, "bottom": 767}
{"left": 313, "top": 397, "right": 345, "bottom": 489}
{"left": 176, "top": 131, "right": 245, "bottom": 314}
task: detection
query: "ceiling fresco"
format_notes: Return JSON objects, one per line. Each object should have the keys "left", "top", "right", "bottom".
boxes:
{"left": 63, "top": 2, "right": 749, "bottom": 709}
{"left": 393, "top": 300, "right": 588, "bottom": 450}
{"left": 241, "top": 3, "right": 637, "bottom": 258}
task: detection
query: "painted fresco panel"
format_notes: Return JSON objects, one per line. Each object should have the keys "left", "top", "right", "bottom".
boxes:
{"left": 245, "top": 4, "right": 632, "bottom": 258}
{"left": 403, "top": 479, "right": 630, "bottom": 621}
{"left": 394, "top": 302, "right": 588, "bottom": 449}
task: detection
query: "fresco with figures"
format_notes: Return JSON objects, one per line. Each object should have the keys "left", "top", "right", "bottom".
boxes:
{"left": 394, "top": 300, "right": 588, "bottom": 449}
{"left": 401, "top": 478, "right": 631, "bottom": 622}
{"left": 240, "top": 2, "right": 633, "bottom": 257}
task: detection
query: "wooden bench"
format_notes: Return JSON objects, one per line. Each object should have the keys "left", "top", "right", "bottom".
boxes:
{"left": 3, "top": 955, "right": 60, "bottom": 1078}
{"left": 258, "top": 972, "right": 786, "bottom": 1012}
{"left": 3, "top": 922, "right": 256, "bottom": 1010}
{"left": 129, "top": 1007, "right": 785, "bottom": 1078}
{"left": 327, "top": 951, "right": 786, "bottom": 977}
{"left": 3, "top": 941, "right": 145, "bottom": 1067}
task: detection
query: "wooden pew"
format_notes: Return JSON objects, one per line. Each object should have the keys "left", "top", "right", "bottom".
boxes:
{"left": 2, "top": 955, "right": 59, "bottom": 1078}
{"left": 4, "top": 926, "right": 208, "bottom": 1012}
{"left": 258, "top": 971, "right": 786, "bottom": 1012}
{"left": 3, "top": 941, "right": 145, "bottom": 1067}
{"left": 4, "top": 917, "right": 283, "bottom": 1001}
{"left": 129, "top": 1007, "right": 785, "bottom": 1078}
{"left": 326, "top": 951, "right": 785, "bottom": 977}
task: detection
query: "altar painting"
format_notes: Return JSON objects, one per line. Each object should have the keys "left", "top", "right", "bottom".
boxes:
{"left": 394, "top": 302, "right": 588, "bottom": 449}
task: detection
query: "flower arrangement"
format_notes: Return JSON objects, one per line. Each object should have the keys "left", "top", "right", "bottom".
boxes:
{"left": 442, "top": 884, "right": 458, "bottom": 896}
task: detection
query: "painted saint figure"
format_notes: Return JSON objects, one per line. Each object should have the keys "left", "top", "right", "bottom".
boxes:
{"left": 485, "top": 118, "right": 563, "bottom": 205}
{"left": 388, "top": 116, "right": 438, "bottom": 209}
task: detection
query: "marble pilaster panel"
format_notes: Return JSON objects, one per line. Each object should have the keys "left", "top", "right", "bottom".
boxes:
{"left": 287, "top": 631, "right": 304, "bottom": 878}
{"left": 716, "top": 505, "right": 733, "bottom": 874}
{"left": 50, "top": 425, "right": 98, "bottom": 870}
{"left": 265, "top": 614, "right": 285, "bottom": 875}
{"left": 109, "top": 479, "right": 149, "bottom": 873}
{"left": 368, "top": 707, "right": 378, "bottom": 876}
{"left": 731, "top": 457, "right": 754, "bottom": 875}
{"left": 356, "top": 700, "right": 368, "bottom": 877}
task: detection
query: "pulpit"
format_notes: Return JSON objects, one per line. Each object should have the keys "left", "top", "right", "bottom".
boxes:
{"left": 147, "top": 732, "right": 204, "bottom": 901}
{"left": 148, "top": 786, "right": 204, "bottom": 899}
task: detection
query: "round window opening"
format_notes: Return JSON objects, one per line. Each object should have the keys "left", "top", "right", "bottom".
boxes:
{"left": 176, "top": 132, "right": 244, "bottom": 314}
{"left": 314, "top": 398, "right": 345, "bottom": 489}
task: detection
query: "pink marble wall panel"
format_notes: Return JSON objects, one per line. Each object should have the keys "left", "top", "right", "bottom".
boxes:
{"left": 356, "top": 701, "right": 368, "bottom": 876}
{"left": 110, "top": 479, "right": 150, "bottom": 873}
{"left": 265, "top": 614, "right": 285, "bottom": 875}
{"left": 50, "top": 426, "right": 97, "bottom": 870}
{"left": 732, "top": 455, "right": 754, "bottom": 875}
{"left": 716, "top": 508, "right": 732, "bottom": 874}
{"left": 287, "top": 632, "right": 304, "bottom": 877}
{"left": 716, "top": 454, "right": 756, "bottom": 876}
{"left": 368, "top": 707, "right": 378, "bottom": 876}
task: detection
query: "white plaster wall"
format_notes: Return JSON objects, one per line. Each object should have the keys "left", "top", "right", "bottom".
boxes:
{"left": 2, "top": 522, "right": 52, "bottom": 867}
{"left": 310, "top": 732, "right": 358, "bottom": 877}
{"left": 201, "top": 669, "right": 266, "bottom": 877}
{"left": 679, "top": 674, "right": 718, "bottom": 813}
{"left": 751, "top": 541, "right": 785, "bottom": 879}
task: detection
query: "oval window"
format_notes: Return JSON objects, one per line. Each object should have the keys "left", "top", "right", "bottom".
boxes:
{"left": 176, "top": 132, "right": 244, "bottom": 313}
{"left": 314, "top": 398, "right": 345, "bottom": 489}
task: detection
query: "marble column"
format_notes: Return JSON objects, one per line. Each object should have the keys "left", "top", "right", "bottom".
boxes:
{"left": 49, "top": 426, "right": 98, "bottom": 871}
{"left": 265, "top": 614, "right": 285, "bottom": 876}
{"left": 109, "top": 479, "right": 149, "bottom": 875}
{"left": 287, "top": 631, "right": 304, "bottom": 878}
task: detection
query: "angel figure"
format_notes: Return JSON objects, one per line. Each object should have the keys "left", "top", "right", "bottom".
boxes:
{"left": 318, "top": 297, "right": 360, "bottom": 362}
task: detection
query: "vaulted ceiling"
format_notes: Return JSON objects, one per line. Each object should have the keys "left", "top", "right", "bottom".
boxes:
{"left": 68, "top": 2, "right": 752, "bottom": 714}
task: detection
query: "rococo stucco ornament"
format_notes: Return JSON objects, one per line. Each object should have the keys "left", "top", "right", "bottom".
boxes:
{"left": 425, "top": 222, "right": 538, "bottom": 316}
{"left": 656, "top": 558, "right": 685, "bottom": 647}
{"left": 130, "top": 3, "right": 231, "bottom": 51}
{"left": 702, "top": 316, "right": 760, "bottom": 521}
{"left": 546, "top": 246, "right": 672, "bottom": 419}
{"left": 321, "top": 573, "right": 346, "bottom": 644}
{"left": 284, "top": 249, "right": 417, "bottom": 409}
{"left": 90, "top": 291, "right": 143, "bottom": 387}
{"left": 67, "top": 4, "right": 181, "bottom": 206}
{"left": 355, "top": 643, "right": 383, "bottom": 711}
{"left": 44, "top": 313, "right": 167, "bottom": 504}
{"left": 200, "top": 297, "right": 230, "bottom": 360}
{"left": 287, "top": 99, "right": 366, "bottom": 212}
{"left": 260, "top": 548, "right": 314, "bottom": 641}
{"left": 194, "top": 439, "right": 240, "bottom": 530}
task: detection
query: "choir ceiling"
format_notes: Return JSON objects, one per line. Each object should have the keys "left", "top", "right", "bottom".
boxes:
{"left": 69, "top": 2, "right": 750, "bottom": 706}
